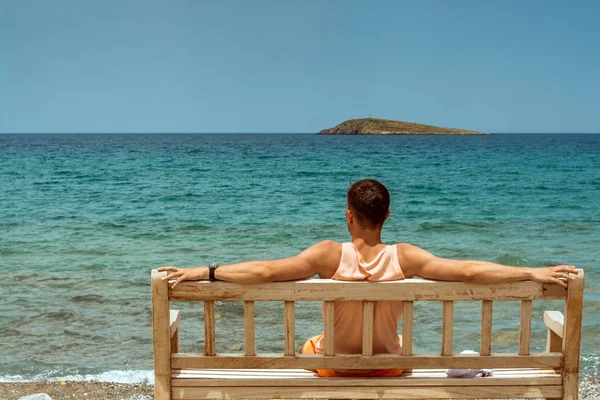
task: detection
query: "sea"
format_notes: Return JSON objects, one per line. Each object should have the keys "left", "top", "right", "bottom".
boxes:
{"left": 0, "top": 133, "right": 598, "bottom": 383}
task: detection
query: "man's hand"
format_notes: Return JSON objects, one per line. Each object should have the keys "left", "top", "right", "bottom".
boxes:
{"left": 529, "top": 265, "right": 579, "bottom": 288}
{"left": 158, "top": 265, "right": 208, "bottom": 289}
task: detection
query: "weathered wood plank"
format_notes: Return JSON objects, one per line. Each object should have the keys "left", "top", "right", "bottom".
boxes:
{"left": 170, "top": 310, "right": 180, "bottom": 338}
{"left": 563, "top": 371, "right": 579, "bottom": 400}
{"left": 519, "top": 300, "right": 532, "bottom": 355}
{"left": 172, "top": 368, "right": 562, "bottom": 379}
{"left": 151, "top": 269, "right": 171, "bottom": 400}
{"left": 403, "top": 301, "right": 413, "bottom": 356}
{"left": 284, "top": 301, "right": 295, "bottom": 356}
{"left": 170, "top": 279, "right": 567, "bottom": 301}
{"left": 547, "top": 329, "right": 562, "bottom": 353}
{"left": 171, "top": 353, "right": 563, "bottom": 370}
{"left": 204, "top": 301, "right": 216, "bottom": 356}
{"left": 170, "top": 329, "right": 179, "bottom": 354}
{"left": 480, "top": 300, "right": 493, "bottom": 356}
{"left": 563, "top": 269, "right": 585, "bottom": 399}
{"left": 171, "top": 369, "right": 561, "bottom": 387}
{"left": 323, "top": 301, "right": 335, "bottom": 356}
{"left": 544, "top": 310, "right": 564, "bottom": 353}
{"left": 172, "top": 385, "right": 562, "bottom": 399}
{"left": 442, "top": 301, "right": 453, "bottom": 356}
{"left": 362, "top": 301, "right": 374, "bottom": 356}
{"left": 544, "top": 310, "right": 564, "bottom": 338}
{"left": 244, "top": 301, "right": 255, "bottom": 356}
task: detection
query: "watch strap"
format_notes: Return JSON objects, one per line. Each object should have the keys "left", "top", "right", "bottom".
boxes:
{"left": 209, "top": 263, "right": 219, "bottom": 281}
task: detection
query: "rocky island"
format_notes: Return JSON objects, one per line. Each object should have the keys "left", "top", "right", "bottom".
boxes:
{"left": 317, "top": 118, "right": 487, "bottom": 135}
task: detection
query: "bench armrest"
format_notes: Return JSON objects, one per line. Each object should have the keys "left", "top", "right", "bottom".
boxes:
{"left": 543, "top": 311, "right": 564, "bottom": 338}
{"left": 170, "top": 309, "right": 181, "bottom": 338}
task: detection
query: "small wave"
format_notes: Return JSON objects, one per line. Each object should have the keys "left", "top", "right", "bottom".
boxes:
{"left": 296, "top": 170, "right": 338, "bottom": 177}
{"left": 46, "top": 310, "right": 76, "bottom": 320}
{"left": 494, "top": 254, "right": 532, "bottom": 266}
{"left": 94, "top": 222, "right": 128, "bottom": 229}
{"left": 0, "top": 247, "right": 26, "bottom": 256}
{"left": 71, "top": 294, "right": 105, "bottom": 304}
{"left": 0, "top": 370, "right": 154, "bottom": 384}
{"left": 64, "top": 248, "right": 108, "bottom": 256}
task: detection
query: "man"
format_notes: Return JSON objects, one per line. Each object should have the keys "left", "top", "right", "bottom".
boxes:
{"left": 159, "top": 179, "right": 577, "bottom": 376}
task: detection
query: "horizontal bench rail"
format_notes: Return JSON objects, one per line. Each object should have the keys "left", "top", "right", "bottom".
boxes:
{"left": 171, "top": 353, "right": 563, "bottom": 370}
{"left": 169, "top": 279, "right": 567, "bottom": 301}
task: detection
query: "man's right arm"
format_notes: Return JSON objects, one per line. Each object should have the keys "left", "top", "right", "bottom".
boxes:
{"left": 159, "top": 240, "right": 341, "bottom": 288}
{"left": 397, "top": 243, "right": 578, "bottom": 287}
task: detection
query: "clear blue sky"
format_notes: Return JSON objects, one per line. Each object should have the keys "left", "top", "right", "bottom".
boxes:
{"left": 1, "top": 0, "right": 598, "bottom": 133}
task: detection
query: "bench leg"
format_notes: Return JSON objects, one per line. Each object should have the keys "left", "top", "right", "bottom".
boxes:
{"left": 546, "top": 329, "right": 562, "bottom": 352}
{"left": 562, "top": 372, "right": 579, "bottom": 400}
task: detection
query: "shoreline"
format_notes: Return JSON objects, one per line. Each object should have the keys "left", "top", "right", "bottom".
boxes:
{"left": 2, "top": 377, "right": 599, "bottom": 400}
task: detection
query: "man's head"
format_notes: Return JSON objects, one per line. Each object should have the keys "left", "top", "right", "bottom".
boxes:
{"left": 346, "top": 179, "right": 390, "bottom": 231}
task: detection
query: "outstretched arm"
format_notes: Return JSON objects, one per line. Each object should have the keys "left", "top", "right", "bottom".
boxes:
{"left": 158, "top": 240, "right": 341, "bottom": 288}
{"left": 397, "top": 243, "right": 578, "bottom": 287}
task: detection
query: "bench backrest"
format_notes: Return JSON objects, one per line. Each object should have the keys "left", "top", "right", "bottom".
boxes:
{"left": 151, "top": 270, "right": 584, "bottom": 388}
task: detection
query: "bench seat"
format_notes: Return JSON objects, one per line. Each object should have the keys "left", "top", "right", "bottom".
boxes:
{"left": 171, "top": 368, "right": 563, "bottom": 399}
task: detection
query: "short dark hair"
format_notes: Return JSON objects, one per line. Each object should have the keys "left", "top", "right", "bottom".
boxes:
{"left": 347, "top": 179, "right": 390, "bottom": 229}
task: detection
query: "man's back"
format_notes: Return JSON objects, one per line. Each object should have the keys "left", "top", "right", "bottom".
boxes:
{"left": 315, "top": 242, "right": 405, "bottom": 356}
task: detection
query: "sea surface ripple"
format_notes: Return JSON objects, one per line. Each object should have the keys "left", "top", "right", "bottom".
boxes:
{"left": 0, "top": 133, "right": 598, "bottom": 381}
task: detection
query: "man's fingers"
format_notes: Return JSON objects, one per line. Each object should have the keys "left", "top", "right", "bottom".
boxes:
{"left": 171, "top": 275, "right": 186, "bottom": 289}
{"left": 550, "top": 276, "right": 568, "bottom": 288}
{"left": 163, "top": 271, "right": 183, "bottom": 281}
{"left": 555, "top": 265, "right": 578, "bottom": 273}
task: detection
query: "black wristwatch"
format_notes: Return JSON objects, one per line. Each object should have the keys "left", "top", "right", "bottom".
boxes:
{"left": 208, "top": 263, "right": 219, "bottom": 281}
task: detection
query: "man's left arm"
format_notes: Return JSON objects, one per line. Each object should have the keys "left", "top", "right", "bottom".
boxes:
{"left": 397, "top": 243, "right": 578, "bottom": 287}
{"left": 158, "top": 240, "right": 341, "bottom": 288}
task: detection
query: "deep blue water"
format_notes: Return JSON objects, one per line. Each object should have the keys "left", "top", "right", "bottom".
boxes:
{"left": 0, "top": 133, "right": 598, "bottom": 382}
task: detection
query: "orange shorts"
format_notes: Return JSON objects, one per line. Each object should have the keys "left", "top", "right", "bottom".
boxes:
{"left": 300, "top": 334, "right": 404, "bottom": 378}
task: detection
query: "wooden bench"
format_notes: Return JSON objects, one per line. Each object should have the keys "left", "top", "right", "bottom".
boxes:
{"left": 151, "top": 268, "right": 584, "bottom": 400}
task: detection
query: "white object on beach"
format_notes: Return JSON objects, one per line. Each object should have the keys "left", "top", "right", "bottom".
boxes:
{"left": 445, "top": 350, "right": 493, "bottom": 378}
{"left": 18, "top": 394, "right": 53, "bottom": 400}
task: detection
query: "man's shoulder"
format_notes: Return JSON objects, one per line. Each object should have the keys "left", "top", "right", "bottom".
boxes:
{"left": 394, "top": 243, "right": 427, "bottom": 271}
{"left": 395, "top": 242, "right": 421, "bottom": 254}
{"left": 314, "top": 240, "right": 343, "bottom": 252}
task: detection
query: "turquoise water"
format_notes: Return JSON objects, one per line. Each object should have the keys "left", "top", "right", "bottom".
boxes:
{"left": 0, "top": 133, "right": 598, "bottom": 382}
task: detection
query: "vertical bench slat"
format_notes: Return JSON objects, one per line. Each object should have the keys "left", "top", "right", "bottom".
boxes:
{"left": 480, "top": 300, "right": 493, "bottom": 356}
{"left": 151, "top": 270, "right": 171, "bottom": 400}
{"left": 402, "top": 301, "right": 413, "bottom": 356}
{"left": 442, "top": 300, "right": 454, "bottom": 356}
{"left": 244, "top": 301, "right": 256, "bottom": 356}
{"left": 519, "top": 300, "right": 532, "bottom": 355}
{"left": 324, "top": 301, "right": 335, "bottom": 355}
{"left": 204, "top": 301, "right": 216, "bottom": 356}
{"left": 362, "top": 301, "right": 374, "bottom": 356}
{"left": 284, "top": 301, "right": 295, "bottom": 356}
{"left": 563, "top": 270, "right": 585, "bottom": 400}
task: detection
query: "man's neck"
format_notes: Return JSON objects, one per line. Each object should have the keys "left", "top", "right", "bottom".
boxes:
{"left": 351, "top": 230, "right": 384, "bottom": 247}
